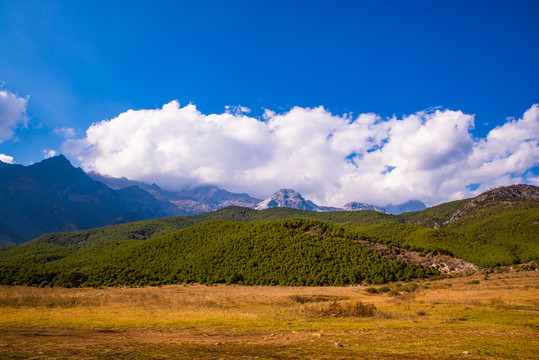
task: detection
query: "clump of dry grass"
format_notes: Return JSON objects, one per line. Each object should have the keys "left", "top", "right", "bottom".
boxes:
{"left": 287, "top": 294, "right": 347, "bottom": 304}
{"left": 300, "top": 300, "right": 377, "bottom": 318}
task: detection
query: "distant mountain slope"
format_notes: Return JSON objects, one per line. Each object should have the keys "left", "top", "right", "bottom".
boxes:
{"left": 0, "top": 155, "right": 145, "bottom": 244}
{"left": 343, "top": 202, "right": 389, "bottom": 213}
{"left": 384, "top": 200, "right": 427, "bottom": 215}
{"left": 89, "top": 172, "right": 262, "bottom": 215}
{"left": 174, "top": 185, "right": 262, "bottom": 211}
{"left": 115, "top": 186, "right": 169, "bottom": 219}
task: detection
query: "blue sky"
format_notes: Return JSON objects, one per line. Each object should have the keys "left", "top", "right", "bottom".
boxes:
{"left": 0, "top": 0, "right": 538, "bottom": 206}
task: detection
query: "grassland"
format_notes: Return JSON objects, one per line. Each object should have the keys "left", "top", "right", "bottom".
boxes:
{"left": 0, "top": 269, "right": 537, "bottom": 359}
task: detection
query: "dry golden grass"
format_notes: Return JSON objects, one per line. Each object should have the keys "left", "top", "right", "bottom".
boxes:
{"left": 0, "top": 270, "right": 537, "bottom": 359}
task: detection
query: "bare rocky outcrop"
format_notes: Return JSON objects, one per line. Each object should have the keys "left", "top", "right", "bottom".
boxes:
{"left": 355, "top": 239, "right": 484, "bottom": 275}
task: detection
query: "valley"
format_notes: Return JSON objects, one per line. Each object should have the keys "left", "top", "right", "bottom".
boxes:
{"left": 1, "top": 160, "right": 537, "bottom": 359}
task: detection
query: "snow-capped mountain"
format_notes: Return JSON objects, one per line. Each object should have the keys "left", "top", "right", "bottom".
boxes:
{"left": 255, "top": 189, "right": 320, "bottom": 211}
{"left": 91, "top": 171, "right": 426, "bottom": 216}
{"left": 257, "top": 189, "right": 425, "bottom": 215}
{"left": 343, "top": 202, "right": 389, "bottom": 214}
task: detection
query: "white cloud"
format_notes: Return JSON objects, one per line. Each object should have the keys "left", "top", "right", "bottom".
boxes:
{"left": 0, "top": 153, "right": 14, "bottom": 163}
{"left": 64, "top": 101, "right": 539, "bottom": 207}
{"left": 54, "top": 127, "right": 75, "bottom": 138}
{"left": 43, "top": 149, "right": 57, "bottom": 158}
{"left": 0, "top": 90, "right": 28, "bottom": 143}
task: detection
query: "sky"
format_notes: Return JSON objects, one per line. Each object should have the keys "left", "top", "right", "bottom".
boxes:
{"left": 0, "top": 0, "right": 538, "bottom": 207}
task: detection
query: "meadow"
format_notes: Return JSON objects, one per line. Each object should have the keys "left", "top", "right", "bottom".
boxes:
{"left": 0, "top": 269, "right": 537, "bottom": 359}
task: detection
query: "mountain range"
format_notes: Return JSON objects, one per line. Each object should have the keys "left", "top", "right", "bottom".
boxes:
{"left": 1, "top": 182, "right": 537, "bottom": 288}
{"left": 0, "top": 155, "right": 425, "bottom": 245}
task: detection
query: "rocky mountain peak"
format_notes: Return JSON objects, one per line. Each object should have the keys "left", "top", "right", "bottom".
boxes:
{"left": 446, "top": 184, "right": 539, "bottom": 225}
{"left": 256, "top": 189, "right": 319, "bottom": 211}
{"left": 469, "top": 184, "right": 539, "bottom": 204}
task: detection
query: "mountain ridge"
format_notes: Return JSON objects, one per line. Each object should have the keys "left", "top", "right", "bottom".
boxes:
{"left": 0, "top": 156, "right": 145, "bottom": 245}
{"left": 0, "top": 155, "right": 534, "bottom": 247}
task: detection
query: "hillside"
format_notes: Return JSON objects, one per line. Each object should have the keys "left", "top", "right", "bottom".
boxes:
{"left": 0, "top": 219, "right": 433, "bottom": 287}
{"left": 28, "top": 184, "right": 539, "bottom": 267}
{"left": 29, "top": 206, "right": 398, "bottom": 250}
{"left": 346, "top": 186, "right": 539, "bottom": 267}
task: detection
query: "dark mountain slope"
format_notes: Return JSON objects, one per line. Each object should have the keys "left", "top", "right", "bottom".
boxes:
{"left": 0, "top": 155, "right": 143, "bottom": 244}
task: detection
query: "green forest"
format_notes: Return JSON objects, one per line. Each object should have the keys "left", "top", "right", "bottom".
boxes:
{"left": 0, "top": 219, "right": 433, "bottom": 287}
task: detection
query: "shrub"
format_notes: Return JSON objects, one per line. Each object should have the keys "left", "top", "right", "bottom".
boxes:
{"left": 402, "top": 282, "right": 418, "bottom": 292}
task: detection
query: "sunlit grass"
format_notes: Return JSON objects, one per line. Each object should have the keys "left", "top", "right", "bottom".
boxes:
{"left": 0, "top": 270, "right": 537, "bottom": 359}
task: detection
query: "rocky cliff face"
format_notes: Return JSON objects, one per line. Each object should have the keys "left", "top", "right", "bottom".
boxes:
{"left": 173, "top": 185, "right": 261, "bottom": 212}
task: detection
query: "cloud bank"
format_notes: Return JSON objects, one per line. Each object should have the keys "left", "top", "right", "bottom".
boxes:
{"left": 0, "top": 90, "right": 28, "bottom": 143}
{"left": 65, "top": 102, "right": 539, "bottom": 206}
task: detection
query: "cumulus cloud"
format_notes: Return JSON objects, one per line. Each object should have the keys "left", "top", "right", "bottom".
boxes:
{"left": 0, "top": 153, "right": 14, "bottom": 163}
{"left": 0, "top": 90, "right": 28, "bottom": 143}
{"left": 64, "top": 101, "right": 539, "bottom": 206}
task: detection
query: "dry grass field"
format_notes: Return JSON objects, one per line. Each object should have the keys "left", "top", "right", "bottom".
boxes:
{"left": 0, "top": 270, "right": 537, "bottom": 359}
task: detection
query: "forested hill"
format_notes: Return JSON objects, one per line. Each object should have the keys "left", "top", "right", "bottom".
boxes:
{"left": 0, "top": 219, "right": 433, "bottom": 287}
{"left": 27, "top": 185, "right": 539, "bottom": 266}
